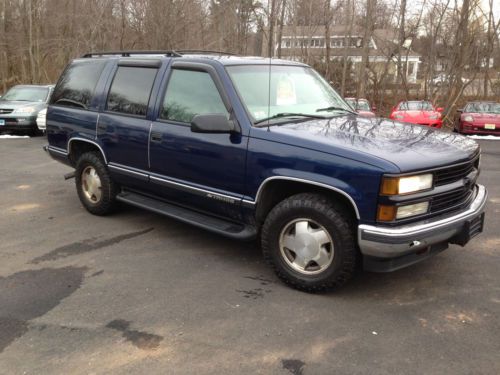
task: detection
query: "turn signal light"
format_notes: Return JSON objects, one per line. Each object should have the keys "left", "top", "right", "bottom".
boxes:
{"left": 377, "top": 205, "right": 397, "bottom": 222}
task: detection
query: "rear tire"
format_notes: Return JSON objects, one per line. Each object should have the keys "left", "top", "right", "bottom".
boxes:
{"left": 75, "top": 152, "right": 118, "bottom": 215}
{"left": 261, "top": 193, "right": 357, "bottom": 292}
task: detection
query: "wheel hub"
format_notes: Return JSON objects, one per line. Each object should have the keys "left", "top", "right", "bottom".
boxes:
{"left": 279, "top": 219, "right": 334, "bottom": 275}
{"left": 81, "top": 166, "right": 102, "bottom": 203}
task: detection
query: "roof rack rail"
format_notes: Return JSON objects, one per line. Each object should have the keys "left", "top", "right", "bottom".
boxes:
{"left": 82, "top": 50, "right": 182, "bottom": 58}
{"left": 174, "top": 49, "right": 238, "bottom": 56}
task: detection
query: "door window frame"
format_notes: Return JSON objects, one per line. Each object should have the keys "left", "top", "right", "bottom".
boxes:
{"left": 102, "top": 59, "right": 162, "bottom": 119}
{"left": 156, "top": 62, "right": 233, "bottom": 128}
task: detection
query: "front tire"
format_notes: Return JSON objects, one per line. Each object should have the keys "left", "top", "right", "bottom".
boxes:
{"left": 75, "top": 152, "right": 118, "bottom": 215}
{"left": 261, "top": 193, "right": 357, "bottom": 292}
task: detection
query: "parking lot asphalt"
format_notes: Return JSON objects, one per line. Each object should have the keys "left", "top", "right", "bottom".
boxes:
{"left": 0, "top": 136, "right": 499, "bottom": 375}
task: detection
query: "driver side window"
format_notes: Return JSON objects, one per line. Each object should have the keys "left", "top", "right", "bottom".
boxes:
{"left": 161, "top": 69, "right": 228, "bottom": 123}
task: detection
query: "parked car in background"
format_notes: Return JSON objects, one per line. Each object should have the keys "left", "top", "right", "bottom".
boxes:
{"left": 45, "top": 51, "right": 486, "bottom": 292}
{"left": 0, "top": 84, "right": 54, "bottom": 136}
{"left": 430, "top": 73, "right": 467, "bottom": 87}
{"left": 390, "top": 100, "right": 443, "bottom": 128}
{"left": 345, "top": 98, "right": 376, "bottom": 117}
{"left": 36, "top": 107, "right": 48, "bottom": 133}
{"left": 455, "top": 102, "right": 500, "bottom": 136}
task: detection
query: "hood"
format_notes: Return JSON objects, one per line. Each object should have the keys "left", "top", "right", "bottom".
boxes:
{"left": 357, "top": 110, "right": 376, "bottom": 118}
{"left": 262, "top": 115, "right": 478, "bottom": 172}
{"left": 0, "top": 100, "right": 46, "bottom": 111}
{"left": 396, "top": 110, "right": 440, "bottom": 119}
{"left": 463, "top": 112, "right": 500, "bottom": 123}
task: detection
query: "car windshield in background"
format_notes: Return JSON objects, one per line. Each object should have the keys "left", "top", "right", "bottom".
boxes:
{"left": 465, "top": 102, "right": 500, "bottom": 114}
{"left": 345, "top": 99, "right": 356, "bottom": 110}
{"left": 399, "top": 101, "right": 434, "bottom": 111}
{"left": 357, "top": 100, "right": 370, "bottom": 111}
{"left": 1, "top": 86, "right": 49, "bottom": 102}
{"left": 226, "top": 65, "right": 352, "bottom": 124}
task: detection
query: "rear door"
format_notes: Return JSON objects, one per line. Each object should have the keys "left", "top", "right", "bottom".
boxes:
{"left": 97, "top": 60, "right": 161, "bottom": 187}
{"left": 148, "top": 63, "right": 247, "bottom": 220}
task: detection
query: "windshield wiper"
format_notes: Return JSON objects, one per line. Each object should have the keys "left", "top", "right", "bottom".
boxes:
{"left": 316, "top": 106, "right": 356, "bottom": 114}
{"left": 254, "top": 112, "right": 326, "bottom": 126}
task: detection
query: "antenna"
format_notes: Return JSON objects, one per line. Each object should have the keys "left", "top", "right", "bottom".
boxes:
{"left": 266, "top": 0, "right": 273, "bottom": 131}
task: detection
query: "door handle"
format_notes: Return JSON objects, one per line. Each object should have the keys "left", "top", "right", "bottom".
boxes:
{"left": 150, "top": 131, "right": 162, "bottom": 142}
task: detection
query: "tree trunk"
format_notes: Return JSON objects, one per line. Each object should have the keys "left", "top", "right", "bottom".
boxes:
{"left": 340, "top": 0, "right": 354, "bottom": 96}
{"left": 324, "top": 0, "right": 331, "bottom": 80}
{"left": 276, "top": 0, "right": 287, "bottom": 58}
{"left": 359, "top": 0, "right": 376, "bottom": 98}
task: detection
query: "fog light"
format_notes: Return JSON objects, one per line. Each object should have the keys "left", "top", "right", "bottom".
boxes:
{"left": 396, "top": 202, "right": 429, "bottom": 219}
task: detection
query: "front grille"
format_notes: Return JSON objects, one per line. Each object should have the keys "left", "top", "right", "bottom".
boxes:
{"left": 0, "top": 109, "right": 13, "bottom": 114}
{"left": 430, "top": 186, "right": 475, "bottom": 214}
{"left": 434, "top": 157, "right": 479, "bottom": 186}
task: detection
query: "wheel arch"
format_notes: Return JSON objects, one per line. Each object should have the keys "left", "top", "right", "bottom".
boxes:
{"left": 254, "top": 176, "right": 360, "bottom": 225}
{"left": 67, "top": 137, "right": 107, "bottom": 165}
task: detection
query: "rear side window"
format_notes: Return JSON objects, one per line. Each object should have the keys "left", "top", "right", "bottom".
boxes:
{"left": 106, "top": 66, "right": 157, "bottom": 117}
{"left": 161, "top": 69, "right": 228, "bottom": 123}
{"left": 51, "top": 60, "right": 107, "bottom": 109}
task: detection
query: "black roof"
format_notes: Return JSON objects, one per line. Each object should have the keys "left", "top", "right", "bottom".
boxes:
{"left": 80, "top": 50, "right": 307, "bottom": 67}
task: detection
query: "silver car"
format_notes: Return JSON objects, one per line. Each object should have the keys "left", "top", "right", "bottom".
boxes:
{"left": 0, "top": 84, "right": 54, "bottom": 136}
{"left": 36, "top": 108, "right": 47, "bottom": 133}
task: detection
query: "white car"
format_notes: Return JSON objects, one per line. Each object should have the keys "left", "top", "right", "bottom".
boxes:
{"left": 36, "top": 108, "right": 47, "bottom": 133}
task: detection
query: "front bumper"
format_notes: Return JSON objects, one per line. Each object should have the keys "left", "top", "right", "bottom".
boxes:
{"left": 358, "top": 184, "right": 487, "bottom": 271}
{"left": 460, "top": 126, "right": 500, "bottom": 136}
{"left": 0, "top": 116, "right": 37, "bottom": 132}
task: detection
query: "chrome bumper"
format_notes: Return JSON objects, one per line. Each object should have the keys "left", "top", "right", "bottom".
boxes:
{"left": 358, "top": 184, "right": 487, "bottom": 258}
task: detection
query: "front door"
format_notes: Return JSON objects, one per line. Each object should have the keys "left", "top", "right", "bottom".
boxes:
{"left": 149, "top": 66, "right": 247, "bottom": 220}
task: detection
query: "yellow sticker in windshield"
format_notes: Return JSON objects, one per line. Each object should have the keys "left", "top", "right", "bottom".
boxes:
{"left": 276, "top": 76, "right": 296, "bottom": 106}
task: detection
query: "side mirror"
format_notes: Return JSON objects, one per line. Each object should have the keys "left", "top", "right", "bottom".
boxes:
{"left": 437, "top": 107, "right": 444, "bottom": 112}
{"left": 191, "top": 114, "right": 236, "bottom": 134}
{"left": 371, "top": 106, "right": 377, "bottom": 112}
{"left": 457, "top": 108, "right": 463, "bottom": 113}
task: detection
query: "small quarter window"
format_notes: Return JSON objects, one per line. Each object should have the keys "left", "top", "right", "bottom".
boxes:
{"left": 161, "top": 69, "right": 228, "bottom": 123}
{"left": 106, "top": 66, "right": 158, "bottom": 117}
{"left": 51, "top": 60, "right": 107, "bottom": 109}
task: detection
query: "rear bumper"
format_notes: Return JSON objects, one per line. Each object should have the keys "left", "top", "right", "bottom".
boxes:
{"left": 358, "top": 184, "right": 487, "bottom": 271}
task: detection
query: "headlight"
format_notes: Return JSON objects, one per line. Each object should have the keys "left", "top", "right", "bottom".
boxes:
{"left": 380, "top": 174, "right": 433, "bottom": 195}
{"left": 464, "top": 115, "right": 474, "bottom": 122}
{"left": 13, "top": 106, "right": 37, "bottom": 114}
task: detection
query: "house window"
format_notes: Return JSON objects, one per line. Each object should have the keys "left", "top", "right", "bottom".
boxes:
{"left": 311, "top": 38, "right": 324, "bottom": 48}
{"left": 331, "top": 38, "right": 343, "bottom": 48}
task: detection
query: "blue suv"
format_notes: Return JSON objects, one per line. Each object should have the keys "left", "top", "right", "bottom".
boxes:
{"left": 45, "top": 51, "right": 487, "bottom": 292}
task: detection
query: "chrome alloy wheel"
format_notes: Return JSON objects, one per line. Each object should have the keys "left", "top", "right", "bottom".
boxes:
{"left": 279, "top": 219, "right": 334, "bottom": 275}
{"left": 81, "top": 166, "right": 102, "bottom": 204}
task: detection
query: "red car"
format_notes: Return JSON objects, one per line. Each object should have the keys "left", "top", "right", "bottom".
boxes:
{"left": 456, "top": 101, "right": 500, "bottom": 135}
{"left": 390, "top": 100, "right": 443, "bottom": 128}
{"left": 345, "top": 98, "right": 376, "bottom": 117}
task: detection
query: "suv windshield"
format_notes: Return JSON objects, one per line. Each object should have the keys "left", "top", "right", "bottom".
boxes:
{"left": 399, "top": 101, "right": 434, "bottom": 111}
{"left": 1, "top": 86, "right": 49, "bottom": 102}
{"left": 465, "top": 102, "right": 500, "bottom": 114}
{"left": 226, "top": 65, "right": 352, "bottom": 124}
